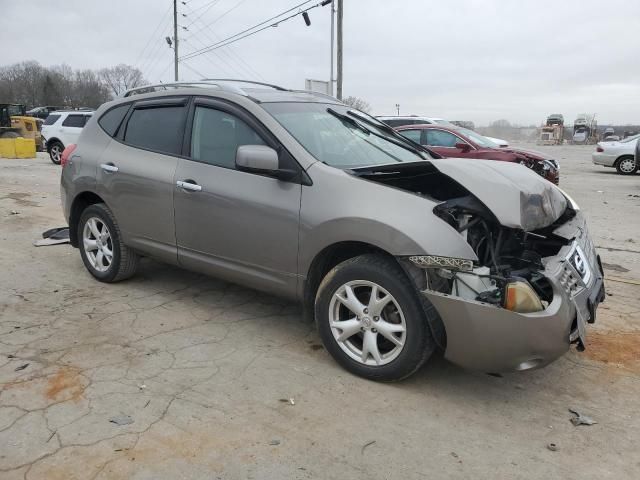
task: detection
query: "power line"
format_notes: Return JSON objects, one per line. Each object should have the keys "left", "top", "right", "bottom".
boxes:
{"left": 185, "top": 0, "right": 251, "bottom": 38}
{"left": 134, "top": 3, "right": 173, "bottom": 68}
{"left": 181, "top": 0, "right": 327, "bottom": 61}
{"left": 185, "top": 0, "right": 223, "bottom": 28}
{"left": 182, "top": 4, "right": 267, "bottom": 80}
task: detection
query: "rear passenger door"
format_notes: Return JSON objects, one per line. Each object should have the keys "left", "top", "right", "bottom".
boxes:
{"left": 173, "top": 98, "right": 302, "bottom": 298}
{"left": 96, "top": 97, "right": 188, "bottom": 263}
{"left": 424, "top": 129, "right": 473, "bottom": 158}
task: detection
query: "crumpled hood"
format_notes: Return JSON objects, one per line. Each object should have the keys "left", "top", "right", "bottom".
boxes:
{"left": 503, "top": 147, "right": 551, "bottom": 161}
{"left": 430, "top": 158, "right": 567, "bottom": 231}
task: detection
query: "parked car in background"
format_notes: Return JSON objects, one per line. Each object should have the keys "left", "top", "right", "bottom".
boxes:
{"left": 27, "top": 106, "right": 65, "bottom": 119}
{"left": 60, "top": 80, "right": 603, "bottom": 381}
{"left": 396, "top": 123, "right": 560, "bottom": 183}
{"left": 592, "top": 134, "right": 639, "bottom": 175}
{"left": 41, "top": 110, "right": 93, "bottom": 164}
{"left": 377, "top": 115, "right": 510, "bottom": 147}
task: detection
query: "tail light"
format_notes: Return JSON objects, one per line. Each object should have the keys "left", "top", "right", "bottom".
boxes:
{"left": 60, "top": 144, "right": 77, "bottom": 167}
{"left": 596, "top": 146, "right": 604, "bottom": 152}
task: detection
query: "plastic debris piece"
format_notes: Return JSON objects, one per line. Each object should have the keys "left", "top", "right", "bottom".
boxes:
{"left": 547, "top": 443, "right": 558, "bottom": 451}
{"left": 109, "top": 415, "right": 134, "bottom": 426}
{"left": 14, "top": 363, "right": 29, "bottom": 371}
{"left": 269, "top": 439, "right": 281, "bottom": 446}
{"left": 361, "top": 440, "right": 376, "bottom": 454}
{"left": 569, "top": 408, "right": 597, "bottom": 426}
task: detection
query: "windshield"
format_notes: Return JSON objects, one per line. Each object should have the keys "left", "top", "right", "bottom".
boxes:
{"left": 263, "top": 103, "right": 428, "bottom": 168}
{"left": 621, "top": 134, "right": 640, "bottom": 143}
{"left": 452, "top": 127, "right": 499, "bottom": 148}
{"left": 8, "top": 105, "right": 25, "bottom": 116}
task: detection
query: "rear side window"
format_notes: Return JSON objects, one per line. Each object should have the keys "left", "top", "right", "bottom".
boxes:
{"left": 425, "top": 129, "right": 460, "bottom": 147}
{"left": 98, "top": 104, "right": 130, "bottom": 137}
{"left": 43, "top": 114, "right": 61, "bottom": 126}
{"left": 62, "top": 114, "right": 87, "bottom": 128}
{"left": 124, "top": 106, "right": 186, "bottom": 155}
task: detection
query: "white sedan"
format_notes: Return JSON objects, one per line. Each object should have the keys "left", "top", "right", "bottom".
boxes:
{"left": 592, "top": 134, "right": 639, "bottom": 175}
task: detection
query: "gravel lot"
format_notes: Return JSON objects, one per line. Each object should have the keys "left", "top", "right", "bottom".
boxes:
{"left": 1, "top": 146, "right": 639, "bottom": 479}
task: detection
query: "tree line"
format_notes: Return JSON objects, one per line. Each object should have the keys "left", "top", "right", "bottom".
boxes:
{"left": 0, "top": 61, "right": 147, "bottom": 109}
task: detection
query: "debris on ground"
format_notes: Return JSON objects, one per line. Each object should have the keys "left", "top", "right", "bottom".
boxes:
{"left": 269, "top": 439, "right": 281, "bottom": 446}
{"left": 109, "top": 415, "right": 134, "bottom": 426}
{"left": 33, "top": 227, "right": 70, "bottom": 247}
{"left": 279, "top": 397, "right": 295, "bottom": 405}
{"left": 14, "top": 363, "right": 29, "bottom": 371}
{"left": 569, "top": 408, "right": 597, "bottom": 426}
{"left": 361, "top": 440, "right": 376, "bottom": 455}
{"left": 10, "top": 210, "right": 19, "bottom": 215}
{"left": 138, "top": 384, "right": 146, "bottom": 390}
{"left": 602, "top": 262, "right": 630, "bottom": 273}
{"left": 547, "top": 443, "right": 558, "bottom": 451}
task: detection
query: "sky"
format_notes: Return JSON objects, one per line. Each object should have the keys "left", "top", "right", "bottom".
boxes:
{"left": 2, "top": 0, "right": 639, "bottom": 126}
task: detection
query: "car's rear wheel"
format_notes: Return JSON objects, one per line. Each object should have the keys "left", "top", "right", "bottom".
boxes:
{"left": 615, "top": 155, "right": 637, "bottom": 175}
{"left": 315, "top": 254, "right": 436, "bottom": 381}
{"left": 48, "top": 141, "right": 64, "bottom": 165}
{"left": 78, "top": 203, "right": 138, "bottom": 282}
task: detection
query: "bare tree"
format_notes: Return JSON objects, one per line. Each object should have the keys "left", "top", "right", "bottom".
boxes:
{"left": 342, "top": 95, "right": 372, "bottom": 113}
{"left": 99, "top": 64, "right": 147, "bottom": 97}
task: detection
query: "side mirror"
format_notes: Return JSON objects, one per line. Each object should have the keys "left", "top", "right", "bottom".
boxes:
{"left": 236, "top": 145, "right": 298, "bottom": 181}
{"left": 455, "top": 142, "right": 471, "bottom": 152}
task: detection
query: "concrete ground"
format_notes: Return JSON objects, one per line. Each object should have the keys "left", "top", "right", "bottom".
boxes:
{"left": 1, "top": 147, "right": 639, "bottom": 480}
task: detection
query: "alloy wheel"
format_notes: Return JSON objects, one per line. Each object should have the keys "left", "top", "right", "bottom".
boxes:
{"left": 50, "top": 145, "right": 62, "bottom": 163}
{"left": 83, "top": 217, "right": 113, "bottom": 272}
{"left": 619, "top": 157, "right": 636, "bottom": 173}
{"left": 328, "top": 280, "right": 407, "bottom": 366}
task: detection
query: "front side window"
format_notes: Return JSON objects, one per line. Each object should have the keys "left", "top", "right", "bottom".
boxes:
{"left": 263, "top": 103, "right": 426, "bottom": 169}
{"left": 124, "top": 105, "right": 186, "bottom": 155}
{"left": 425, "top": 129, "right": 461, "bottom": 148}
{"left": 62, "top": 114, "right": 87, "bottom": 128}
{"left": 43, "top": 114, "right": 61, "bottom": 126}
{"left": 190, "top": 106, "right": 265, "bottom": 169}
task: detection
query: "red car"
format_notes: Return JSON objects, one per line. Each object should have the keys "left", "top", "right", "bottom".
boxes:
{"left": 396, "top": 124, "right": 560, "bottom": 184}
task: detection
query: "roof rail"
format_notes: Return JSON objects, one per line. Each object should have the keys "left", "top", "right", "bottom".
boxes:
{"left": 199, "top": 79, "right": 289, "bottom": 91}
{"left": 121, "top": 81, "right": 247, "bottom": 98}
{"left": 289, "top": 90, "right": 339, "bottom": 102}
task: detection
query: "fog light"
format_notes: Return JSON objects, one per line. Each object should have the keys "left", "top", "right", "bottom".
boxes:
{"left": 504, "top": 280, "right": 544, "bottom": 313}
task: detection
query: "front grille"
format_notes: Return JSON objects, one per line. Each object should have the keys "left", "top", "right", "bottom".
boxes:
{"left": 559, "top": 265, "right": 582, "bottom": 296}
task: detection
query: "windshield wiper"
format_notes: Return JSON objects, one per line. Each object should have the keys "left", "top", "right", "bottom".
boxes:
{"left": 326, "top": 108, "right": 371, "bottom": 135}
{"left": 327, "top": 108, "right": 426, "bottom": 159}
{"left": 345, "top": 110, "right": 441, "bottom": 159}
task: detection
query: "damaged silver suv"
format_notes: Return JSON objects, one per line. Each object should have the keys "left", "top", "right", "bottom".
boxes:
{"left": 60, "top": 80, "right": 605, "bottom": 381}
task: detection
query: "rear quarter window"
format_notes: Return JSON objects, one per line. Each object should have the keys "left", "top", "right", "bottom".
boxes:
{"left": 62, "top": 114, "right": 88, "bottom": 128}
{"left": 98, "top": 104, "right": 130, "bottom": 137}
{"left": 43, "top": 114, "right": 61, "bottom": 126}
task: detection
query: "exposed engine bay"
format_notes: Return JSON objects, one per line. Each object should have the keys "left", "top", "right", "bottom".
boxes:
{"left": 352, "top": 160, "right": 575, "bottom": 313}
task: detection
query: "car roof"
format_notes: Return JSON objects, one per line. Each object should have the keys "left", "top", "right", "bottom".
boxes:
{"left": 395, "top": 123, "right": 459, "bottom": 132}
{"left": 49, "top": 110, "right": 94, "bottom": 114}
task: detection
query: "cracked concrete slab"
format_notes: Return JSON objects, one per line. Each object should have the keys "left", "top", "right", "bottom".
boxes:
{"left": 1, "top": 150, "right": 639, "bottom": 479}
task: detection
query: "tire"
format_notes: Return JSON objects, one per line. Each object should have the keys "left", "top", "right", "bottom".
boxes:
{"left": 78, "top": 203, "right": 139, "bottom": 282}
{"left": 48, "top": 140, "right": 64, "bottom": 165}
{"left": 315, "top": 254, "right": 436, "bottom": 381}
{"left": 615, "top": 155, "right": 638, "bottom": 175}
{"left": 0, "top": 131, "right": 19, "bottom": 139}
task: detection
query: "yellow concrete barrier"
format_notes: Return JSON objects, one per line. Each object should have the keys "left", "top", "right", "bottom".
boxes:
{"left": 0, "top": 137, "right": 37, "bottom": 159}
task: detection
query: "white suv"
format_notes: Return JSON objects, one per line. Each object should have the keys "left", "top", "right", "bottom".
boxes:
{"left": 41, "top": 111, "right": 93, "bottom": 164}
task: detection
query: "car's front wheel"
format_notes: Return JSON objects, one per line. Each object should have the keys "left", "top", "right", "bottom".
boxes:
{"left": 315, "top": 254, "right": 436, "bottom": 381}
{"left": 615, "top": 155, "right": 638, "bottom": 175}
{"left": 48, "top": 141, "right": 64, "bottom": 165}
{"left": 78, "top": 203, "right": 139, "bottom": 282}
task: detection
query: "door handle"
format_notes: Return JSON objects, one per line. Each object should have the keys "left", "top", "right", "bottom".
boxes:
{"left": 100, "top": 163, "right": 119, "bottom": 173}
{"left": 176, "top": 180, "right": 202, "bottom": 192}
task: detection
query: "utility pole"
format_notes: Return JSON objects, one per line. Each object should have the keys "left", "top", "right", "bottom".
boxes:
{"left": 329, "top": 0, "right": 335, "bottom": 96}
{"left": 396, "top": 104, "right": 400, "bottom": 115}
{"left": 336, "top": 0, "right": 343, "bottom": 100}
{"left": 173, "top": 0, "right": 179, "bottom": 81}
